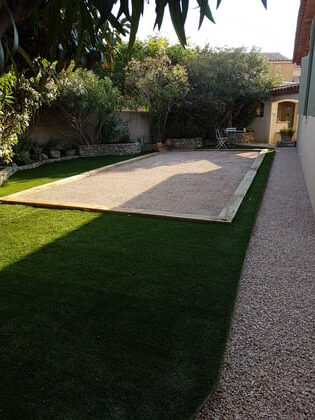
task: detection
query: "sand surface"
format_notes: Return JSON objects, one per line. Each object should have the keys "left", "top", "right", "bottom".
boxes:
{"left": 7, "top": 151, "right": 259, "bottom": 217}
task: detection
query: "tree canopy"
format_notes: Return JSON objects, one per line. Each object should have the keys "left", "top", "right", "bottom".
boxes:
{"left": 0, "top": 0, "right": 267, "bottom": 75}
{"left": 167, "top": 46, "right": 277, "bottom": 137}
{"left": 125, "top": 54, "right": 189, "bottom": 141}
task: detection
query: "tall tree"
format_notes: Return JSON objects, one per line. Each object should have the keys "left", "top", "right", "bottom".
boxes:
{"left": 167, "top": 47, "right": 276, "bottom": 138}
{"left": 125, "top": 55, "right": 189, "bottom": 141}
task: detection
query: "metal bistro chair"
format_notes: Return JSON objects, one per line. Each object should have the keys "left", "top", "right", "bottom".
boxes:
{"left": 215, "top": 129, "right": 228, "bottom": 149}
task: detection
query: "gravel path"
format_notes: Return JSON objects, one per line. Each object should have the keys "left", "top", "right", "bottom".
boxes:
{"left": 197, "top": 148, "right": 315, "bottom": 419}
{"left": 10, "top": 151, "right": 258, "bottom": 217}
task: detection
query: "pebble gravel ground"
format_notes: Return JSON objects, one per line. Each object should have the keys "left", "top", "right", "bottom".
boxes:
{"left": 9, "top": 151, "right": 258, "bottom": 217}
{"left": 197, "top": 148, "right": 315, "bottom": 419}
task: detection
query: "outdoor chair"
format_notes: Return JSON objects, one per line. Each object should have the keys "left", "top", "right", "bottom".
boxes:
{"left": 215, "top": 129, "right": 228, "bottom": 149}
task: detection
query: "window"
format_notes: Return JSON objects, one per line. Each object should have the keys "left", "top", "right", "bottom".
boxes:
{"left": 277, "top": 102, "right": 295, "bottom": 125}
{"left": 256, "top": 102, "right": 264, "bottom": 117}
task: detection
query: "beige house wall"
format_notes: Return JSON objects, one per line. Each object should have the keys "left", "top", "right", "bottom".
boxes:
{"left": 247, "top": 102, "right": 272, "bottom": 143}
{"left": 297, "top": 115, "right": 315, "bottom": 212}
{"left": 270, "top": 61, "right": 293, "bottom": 82}
{"left": 248, "top": 93, "right": 299, "bottom": 145}
{"left": 293, "top": 65, "right": 302, "bottom": 82}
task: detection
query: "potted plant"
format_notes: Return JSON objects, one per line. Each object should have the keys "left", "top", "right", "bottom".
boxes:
{"left": 156, "top": 142, "right": 163, "bottom": 152}
{"left": 280, "top": 128, "right": 295, "bottom": 143}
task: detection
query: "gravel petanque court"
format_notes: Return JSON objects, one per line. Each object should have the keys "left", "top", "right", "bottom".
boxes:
{"left": 1, "top": 150, "right": 260, "bottom": 220}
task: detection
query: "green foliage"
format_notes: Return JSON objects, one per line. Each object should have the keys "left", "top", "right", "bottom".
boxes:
{"left": 13, "top": 150, "right": 32, "bottom": 166}
{"left": 280, "top": 128, "right": 295, "bottom": 135}
{"left": 168, "top": 47, "right": 275, "bottom": 137}
{"left": 0, "top": 73, "right": 30, "bottom": 163}
{"left": 100, "top": 114, "right": 130, "bottom": 144}
{"left": 125, "top": 55, "right": 189, "bottom": 141}
{"left": 0, "top": 62, "right": 59, "bottom": 163}
{"left": 50, "top": 67, "right": 122, "bottom": 144}
{"left": 97, "top": 37, "right": 194, "bottom": 92}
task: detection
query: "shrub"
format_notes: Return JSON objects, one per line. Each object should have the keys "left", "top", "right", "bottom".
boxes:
{"left": 51, "top": 67, "right": 123, "bottom": 145}
{"left": 0, "top": 74, "right": 30, "bottom": 163}
{"left": 280, "top": 128, "right": 295, "bottom": 135}
{"left": 125, "top": 55, "right": 189, "bottom": 142}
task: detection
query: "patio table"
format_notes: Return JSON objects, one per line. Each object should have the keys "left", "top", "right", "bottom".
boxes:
{"left": 225, "top": 129, "right": 245, "bottom": 145}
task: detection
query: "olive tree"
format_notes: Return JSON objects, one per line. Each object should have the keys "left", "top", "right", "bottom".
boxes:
{"left": 125, "top": 55, "right": 189, "bottom": 142}
{"left": 167, "top": 47, "right": 277, "bottom": 138}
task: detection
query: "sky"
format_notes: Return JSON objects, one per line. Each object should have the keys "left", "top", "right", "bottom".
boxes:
{"left": 130, "top": 0, "right": 301, "bottom": 59}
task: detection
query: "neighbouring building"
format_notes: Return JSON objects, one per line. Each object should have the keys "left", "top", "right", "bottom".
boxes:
{"left": 263, "top": 52, "right": 301, "bottom": 83}
{"left": 248, "top": 53, "right": 301, "bottom": 145}
{"left": 293, "top": 0, "right": 315, "bottom": 212}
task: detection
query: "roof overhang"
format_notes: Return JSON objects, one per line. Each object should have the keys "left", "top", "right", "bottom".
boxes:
{"left": 270, "top": 83, "right": 300, "bottom": 97}
{"left": 293, "top": 0, "right": 315, "bottom": 65}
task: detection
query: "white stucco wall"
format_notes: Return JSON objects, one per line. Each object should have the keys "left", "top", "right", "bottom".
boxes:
{"left": 297, "top": 115, "right": 315, "bottom": 212}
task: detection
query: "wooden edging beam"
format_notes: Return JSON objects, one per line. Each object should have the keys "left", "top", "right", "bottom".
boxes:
{"left": 1, "top": 150, "right": 268, "bottom": 224}
{"left": 218, "top": 149, "right": 268, "bottom": 222}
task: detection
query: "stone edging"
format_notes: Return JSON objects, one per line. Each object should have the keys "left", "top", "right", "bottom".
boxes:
{"left": 0, "top": 155, "right": 80, "bottom": 186}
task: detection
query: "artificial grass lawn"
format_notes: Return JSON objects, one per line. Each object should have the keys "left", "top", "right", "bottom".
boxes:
{"left": 0, "top": 152, "right": 274, "bottom": 419}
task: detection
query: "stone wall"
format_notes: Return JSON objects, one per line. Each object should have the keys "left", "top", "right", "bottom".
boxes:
{"left": 0, "top": 156, "right": 80, "bottom": 186}
{"left": 79, "top": 142, "right": 141, "bottom": 157}
{"left": 170, "top": 137, "right": 203, "bottom": 149}
{"left": 0, "top": 164, "right": 17, "bottom": 186}
{"left": 236, "top": 132, "right": 256, "bottom": 144}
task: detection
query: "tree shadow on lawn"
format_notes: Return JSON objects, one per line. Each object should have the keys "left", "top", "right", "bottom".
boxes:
{"left": 0, "top": 153, "right": 274, "bottom": 419}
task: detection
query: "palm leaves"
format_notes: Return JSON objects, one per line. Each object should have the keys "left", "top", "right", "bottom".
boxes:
{"left": 0, "top": 0, "right": 268, "bottom": 75}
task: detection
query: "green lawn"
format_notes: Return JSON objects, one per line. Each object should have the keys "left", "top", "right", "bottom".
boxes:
{"left": 0, "top": 152, "right": 274, "bottom": 419}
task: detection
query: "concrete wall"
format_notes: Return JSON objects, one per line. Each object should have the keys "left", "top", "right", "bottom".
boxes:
{"left": 297, "top": 115, "right": 315, "bottom": 212}
{"left": 29, "top": 114, "right": 77, "bottom": 145}
{"left": 119, "top": 111, "right": 150, "bottom": 141}
{"left": 296, "top": 25, "right": 315, "bottom": 213}
{"left": 28, "top": 111, "right": 151, "bottom": 145}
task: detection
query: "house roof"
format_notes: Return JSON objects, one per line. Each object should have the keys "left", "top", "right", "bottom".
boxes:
{"left": 270, "top": 82, "right": 300, "bottom": 96}
{"left": 263, "top": 52, "right": 291, "bottom": 61}
{"left": 293, "top": 0, "right": 315, "bottom": 65}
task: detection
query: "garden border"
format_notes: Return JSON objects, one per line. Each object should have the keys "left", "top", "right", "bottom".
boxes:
{"left": 0, "top": 155, "right": 80, "bottom": 187}
{"left": 0, "top": 150, "right": 268, "bottom": 223}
